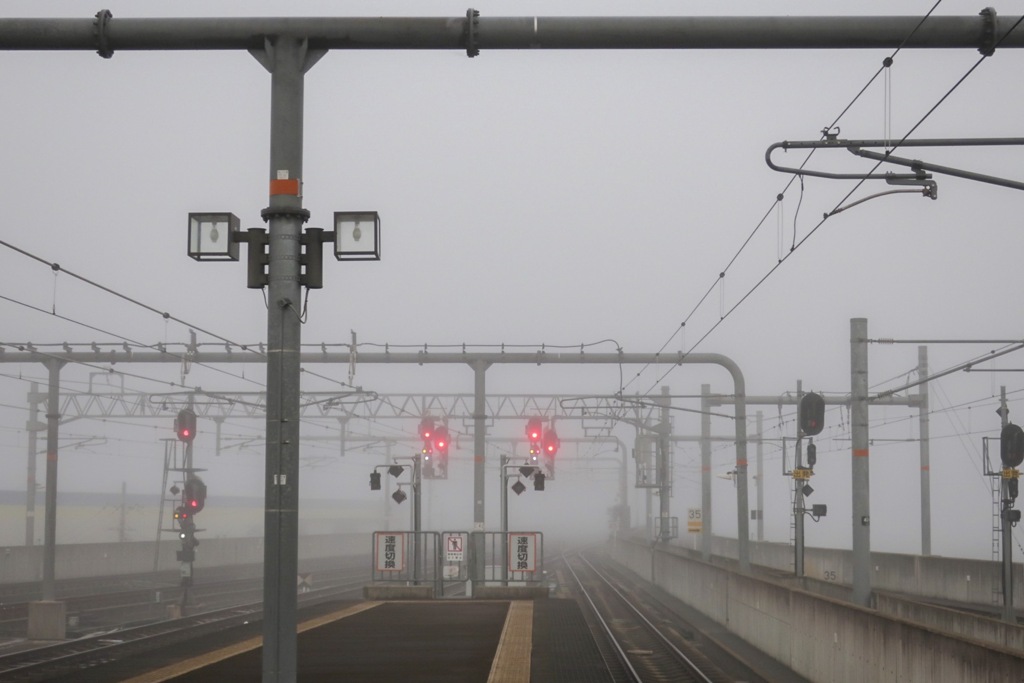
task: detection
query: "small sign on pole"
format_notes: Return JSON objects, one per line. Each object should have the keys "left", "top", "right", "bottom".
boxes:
{"left": 687, "top": 507, "right": 703, "bottom": 533}
{"left": 374, "top": 532, "right": 405, "bottom": 572}
{"left": 508, "top": 533, "right": 538, "bottom": 573}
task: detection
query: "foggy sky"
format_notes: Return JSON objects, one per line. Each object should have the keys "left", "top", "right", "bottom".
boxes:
{"left": 2, "top": 1, "right": 1024, "bottom": 560}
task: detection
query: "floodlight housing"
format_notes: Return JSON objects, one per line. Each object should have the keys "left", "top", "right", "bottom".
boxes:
{"left": 188, "top": 212, "right": 240, "bottom": 261}
{"left": 334, "top": 211, "right": 380, "bottom": 261}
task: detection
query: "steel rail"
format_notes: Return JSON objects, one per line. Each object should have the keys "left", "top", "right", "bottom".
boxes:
{"left": 0, "top": 573, "right": 366, "bottom": 680}
{"left": 565, "top": 553, "right": 716, "bottom": 683}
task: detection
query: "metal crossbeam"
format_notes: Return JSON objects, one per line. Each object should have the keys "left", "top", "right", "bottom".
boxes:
{"left": 32, "top": 389, "right": 658, "bottom": 424}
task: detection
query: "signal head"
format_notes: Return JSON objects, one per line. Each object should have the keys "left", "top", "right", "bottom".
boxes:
{"left": 433, "top": 426, "right": 450, "bottom": 455}
{"left": 176, "top": 408, "right": 197, "bottom": 443}
{"left": 526, "top": 418, "right": 543, "bottom": 442}
{"left": 799, "top": 392, "right": 826, "bottom": 437}
{"left": 1001, "top": 423, "right": 1024, "bottom": 468}
{"left": 418, "top": 417, "right": 435, "bottom": 441}
{"left": 542, "top": 427, "right": 560, "bottom": 456}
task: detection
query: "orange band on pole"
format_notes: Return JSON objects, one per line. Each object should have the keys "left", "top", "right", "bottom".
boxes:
{"left": 269, "top": 178, "right": 301, "bottom": 196}
{"left": 853, "top": 448, "right": 869, "bottom": 457}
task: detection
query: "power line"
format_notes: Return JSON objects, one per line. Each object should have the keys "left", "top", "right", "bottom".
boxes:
{"left": 0, "top": 235, "right": 264, "bottom": 360}
{"left": 630, "top": 3, "right": 1024, "bottom": 396}
{"left": 0, "top": 292, "right": 266, "bottom": 388}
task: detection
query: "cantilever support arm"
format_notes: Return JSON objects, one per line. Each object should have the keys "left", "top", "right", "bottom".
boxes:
{"left": 849, "top": 146, "right": 1024, "bottom": 191}
{"left": 765, "top": 139, "right": 928, "bottom": 181}
{"left": 766, "top": 137, "right": 1024, "bottom": 191}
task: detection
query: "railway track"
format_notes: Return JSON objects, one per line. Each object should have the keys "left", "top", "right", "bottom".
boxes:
{"left": 0, "top": 557, "right": 366, "bottom": 636}
{"left": 0, "top": 567, "right": 368, "bottom": 682}
{"left": 562, "top": 552, "right": 768, "bottom": 683}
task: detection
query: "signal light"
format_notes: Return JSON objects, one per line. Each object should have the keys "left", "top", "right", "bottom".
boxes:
{"left": 418, "top": 417, "right": 435, "bottom": 442}
{"left": 433, "top": 426, "right": 450, "bottom": 456}
{"left": 534, "top": 472, "right": 546, "bottom": 491}
{"left": 806, "top": 443, "right": 817, "bottom": 468}
{"left": 1001, "top": 423, "right": 1024, "bottom": 468}
{"left": 176, "top": 408, "right": 197, "bottom": 443}
{"left": 174, "top": 505, "right": 194, "bottom": 537}
{"left": 1009, "top": 477, "right": 1019, "bottom": 501}
{"left": 183, "top": 476, "right": 206, "bottom": 514}
{"left": 370, "top": 471, "right": 381, "bottom": 491}
{"left": 799, "top": 392, "right": 825, "bottom": 437}
{"left": 526, "top": 418, "right": 543, "bottom": 443}
{"left": 542, "top": 427, "right": 560, "bottom": 456}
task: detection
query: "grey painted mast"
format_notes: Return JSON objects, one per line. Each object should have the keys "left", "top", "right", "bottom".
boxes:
{"left": 42, "top": 359, "right": 63, "bottom": 602}
{"left": 918, "top": 346, "right": 932, "bottom": 556}
{"left": 700, "top": 384, "right": 713, "bottom": 561}
{"left": 851, "top": 318, "right": 872, "bottom": 606}
{"left": 249, "top": 36, "right": 323, "bottom": 682}
{"left": 25, "top": 382, "right": 39, "bottom": 547}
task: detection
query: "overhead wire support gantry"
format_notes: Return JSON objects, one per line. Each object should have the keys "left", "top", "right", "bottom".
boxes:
{"left": 766, "top": 136, "right": 1024, "bottom": 193}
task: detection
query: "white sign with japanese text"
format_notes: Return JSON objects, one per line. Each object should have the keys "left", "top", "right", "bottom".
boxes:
{"left": 508, "top": 533, "right": 538, "bottom": 573}
{"left": 374, "top": 532, "right": 405, "bottom": 572}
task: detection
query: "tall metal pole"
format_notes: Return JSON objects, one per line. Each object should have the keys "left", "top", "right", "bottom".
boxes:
{"left": 384, "top": 441, "right": 393, "bottom": 529}
{"left": 700, "top": 384, "right": 712, "bottom": 561}
{"left": 25, "top": 382, "right": 39, "bottom": 546}
{"left": 851, "top": 318, "right": 872, "bottom": 606}
{"left": 918, "top": 346, "right": 932, "bottom": 556}
{"left": 413, "top": 454, "right": 422, "bottom": 585}
{"left": 756, "top": 410, "right": 764, "bottom": 542}
{"left": 999, "top": 387, "right": 1015, "bottom": 623}
{"left": 42, "top": 359, "right": 63, "bottom": 601}
{"left": 251, "top": 36, "right": 323, "bottom": 683}
{"left": 500, "top": 454, "right": 509, "bottom": 586}
{"left": 657, "top": 386, "right": 671, "bottom": 540}
{"left": 470, "top": 360, "right": 489, "bottom": 591}
{"left": 794, "top": 381, "right": 805, "bottom": 578}
{"left": 733, "top": 370, "right": 751, "bottom": 573}
{"left": 616, "top": 439, "right": 628, "bottom": 535}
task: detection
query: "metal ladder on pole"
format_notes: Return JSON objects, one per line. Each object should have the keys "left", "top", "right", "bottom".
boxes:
{"left": 991, "top": 473, "right": 1003, "bottom": 605}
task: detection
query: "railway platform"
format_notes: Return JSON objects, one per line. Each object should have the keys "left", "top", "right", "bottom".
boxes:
{"left": 94, "top": 599, "right": 609, "bottom": 683}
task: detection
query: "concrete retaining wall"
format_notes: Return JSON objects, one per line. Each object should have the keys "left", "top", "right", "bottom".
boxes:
{"left": 874, "top": 591, "right": 1024, "bottom": 651}
{"left": 704, "top": 536, "right": 1024, "bottom": 609}
{"left": 0, "top": 533, "right": 366, "bottom": 583}
{"left": 609, "top": 538, "right": 1024, "bottom": 683}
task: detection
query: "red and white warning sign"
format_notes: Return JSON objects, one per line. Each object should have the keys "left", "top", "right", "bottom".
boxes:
{"left": 444, "top": 533, "right": 466, "bottom": 562}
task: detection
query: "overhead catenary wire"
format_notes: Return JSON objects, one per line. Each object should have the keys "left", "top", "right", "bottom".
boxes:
{"left": 0, "top": 236, "right": 264, "bottom": 360}
{"left": 0, "top": 292, "right": 267, "bottom": 389}
{"left": 641, "top": 5, "right": 1024, "bottom": 395}
{"left": 624, "top": 0, "right": 942, "bottom": 393}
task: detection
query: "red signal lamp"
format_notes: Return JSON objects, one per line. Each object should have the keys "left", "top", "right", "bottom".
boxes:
{"left": 433, "top": 426, "right": 450, "bottom": 455}
{"left": 542, "top": 428, "right": 560, "bottom": 456}
{"left": 418, "top": 417, "right": 435, "bottom": 441}
{"left": 526, "top": 418, "right": 543, "bottom": 442}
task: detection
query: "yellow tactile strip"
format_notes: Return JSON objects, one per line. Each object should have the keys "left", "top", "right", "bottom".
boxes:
{"left": 119, "top": 601, "right": 382, "bottom": 683}
{"left": 487, "top": 600, "right": 534, "bottom": 683}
